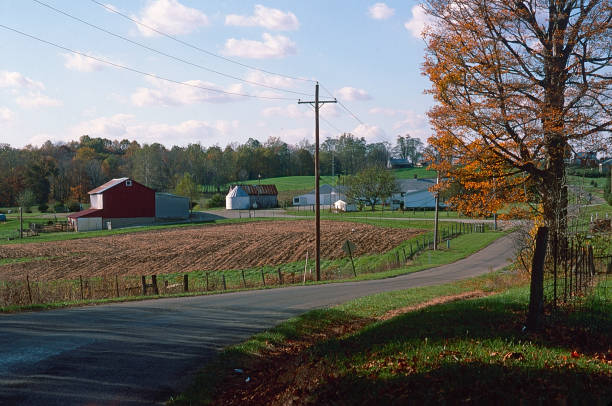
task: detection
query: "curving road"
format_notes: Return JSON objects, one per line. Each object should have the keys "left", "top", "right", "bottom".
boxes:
{"left": 0, "top": 234, "right": 515, "bottom": 406}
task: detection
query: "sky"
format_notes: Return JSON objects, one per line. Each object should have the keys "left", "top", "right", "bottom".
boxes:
{"left": 0, "top": 0, "right": 433, "bottom": 149}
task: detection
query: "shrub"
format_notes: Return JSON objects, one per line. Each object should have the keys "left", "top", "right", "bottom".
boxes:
{"left": 67, "top": 201, "right": 81, "bottom": 212}
{"left": 54, "top": 203, "right": 66, "bottom": 213}
{"left": 38, "top": 203, "right": 49, "bottom": 213}
{"left": 206, "top": 193, "right": 225, "bottom": 208}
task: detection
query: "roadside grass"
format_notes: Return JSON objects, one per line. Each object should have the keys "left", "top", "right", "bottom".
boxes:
{"left": 171, "top": 274, "right": 612, "bottom": 405}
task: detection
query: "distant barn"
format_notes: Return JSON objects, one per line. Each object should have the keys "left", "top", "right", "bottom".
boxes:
{"left": 225, "top": 184, "right": 278, "bottom": 210}
{"left": 68, "top": 177, "right": 189, "bottom": 231}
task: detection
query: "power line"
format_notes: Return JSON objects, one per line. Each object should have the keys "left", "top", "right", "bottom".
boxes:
{"left": 90, "top": 0, "right": 316, "bottom": 84}
{"left": 319, "top": 83, "right": 365, "bottom": 125}
{"left": 32, "top": 0, "right": 313, "bottom": 97}
{"left": 0, "top": 23, "right": 297, "bottom": 101}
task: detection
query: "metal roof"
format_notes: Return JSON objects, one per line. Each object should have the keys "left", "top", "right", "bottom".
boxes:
{"left": 67, "top": 208, "right": 103, "bottom": 218}
{"left": 226, "top": 186, "right": 249, "bottom": 198}
{"left": 396, "top": 178, "right": 436, "bottom": 193}
{"left": 230, "top": 184, "right": 278, "bottom": 196}
{"left": 88, "top": 177, "right": 129, "bottom": 194}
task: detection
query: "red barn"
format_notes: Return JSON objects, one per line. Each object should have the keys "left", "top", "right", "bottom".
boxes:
{"left": 68, "top": 178, "right": 155, "bottom": 231}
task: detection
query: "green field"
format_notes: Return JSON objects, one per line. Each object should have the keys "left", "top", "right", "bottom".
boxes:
{"left": 241, "top": 175, "right": 338, "bottom": 191}
{"left": 392, "top": 167, "right": 437, "bottom": 179}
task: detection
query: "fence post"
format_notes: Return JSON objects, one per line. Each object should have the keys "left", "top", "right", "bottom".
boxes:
{"left": 278, "top": 268, "right": 283, "bottom": 285}
{"left": 79, "top": 275, "right": 84, "bottom": 300}
{"left": 141, "top": 275, "right": 147, "bottom": 295}
{"left": 222, "top": 274, "right": 227, "bottom": 291}
{"left": 151, "top": 275, "right": 159, "bottom": 295}
{"left": 26, "top": 274, "right": 33, "bottom": 304}
{"left": 242, "top": 270, "right": 247, "bottom": 288}
{"left": 261, "top": 269, "right": 266, "bottom": 286}
{"left": 115, "top": 275, "right": 120, "bottom": 297}
{"left": 183, "top": 274, "right": 189, "bottom": 292}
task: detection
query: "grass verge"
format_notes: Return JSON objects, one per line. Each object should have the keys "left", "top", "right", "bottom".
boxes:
{"left": 171, "top": 273, "right": 612, "bottom": 405}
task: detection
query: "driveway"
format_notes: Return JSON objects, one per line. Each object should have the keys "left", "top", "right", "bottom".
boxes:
{"left": 0, "top": 234, "right": 516, "bottom": 405}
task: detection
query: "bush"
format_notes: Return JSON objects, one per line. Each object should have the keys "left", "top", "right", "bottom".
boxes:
{"left": 206, "top": 193, "right": 225, "bottom": 208}
{"left": 38, "top": 203, "right": 49, "bottom": 213}
{"left": 604, "top": 173, "right": 611, "bottom": 204}
{"left": 54, "top": 203, "right": 66, "bottom": 213}
{"left": 67, "top": 201, "right": 81, "bottom": 212}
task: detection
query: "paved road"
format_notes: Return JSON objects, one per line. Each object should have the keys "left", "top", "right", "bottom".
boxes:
{"left": 0, "top": 234, "right": 516, "bottom": 406}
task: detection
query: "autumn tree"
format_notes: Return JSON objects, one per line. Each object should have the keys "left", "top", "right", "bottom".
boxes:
{"left": 422, "top": 0, "right": 611, "bottom": 329}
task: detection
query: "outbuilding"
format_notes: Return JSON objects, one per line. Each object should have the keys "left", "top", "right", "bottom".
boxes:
{"left": 293, "top": 184, "right": 345, "bottom": 206}
{"left": 334, "top": 200, "right": 357, "bottom": 212}
{"left": 156, "top": 193, "right": 190, "bottom": 219}
{"left": 68, "top": 177, "right": 155, "bottom": 231}
{"left": 226, "top": 184, "right": 278, "bottom": 209}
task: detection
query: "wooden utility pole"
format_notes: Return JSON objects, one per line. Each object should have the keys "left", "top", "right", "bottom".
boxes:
{"left": 299, "top": 82, "right": 336, "bottom": 281}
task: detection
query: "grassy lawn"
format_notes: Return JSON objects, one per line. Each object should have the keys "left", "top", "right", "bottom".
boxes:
{"left": 286, "top": 206, "right": 471, "bottom": 219}
{"left": 171, "top": 273, "right": 612, "bottom": 405}
{"left": 241, "top": 175, "right": 338, "bottom": 191}
{"left": 393, "top": 167, "right": 437, "bottom": 179}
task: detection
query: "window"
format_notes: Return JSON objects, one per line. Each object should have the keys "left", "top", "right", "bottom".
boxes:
{"left": 126, "top": 180, "right": 132, "bottom": 187}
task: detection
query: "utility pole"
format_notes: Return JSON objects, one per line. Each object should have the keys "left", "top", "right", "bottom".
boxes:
{"left": 299, "top": 82, "right": 336, "bottom": 281}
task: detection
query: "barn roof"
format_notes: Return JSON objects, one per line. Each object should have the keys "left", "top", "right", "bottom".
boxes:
{"left": 88, "top": 177, "right": 129, "bottom": 194}
{"left": 231, "top": 184, "right": 278, "bottom": 196}
{"left": 67, "top": 208, "right": 103, "bottom": 219}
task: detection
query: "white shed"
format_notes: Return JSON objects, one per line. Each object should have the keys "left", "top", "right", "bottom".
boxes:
{"left": 334, "top": 200, "right": 357, "bottom": 212}
{"left": 226, "top": 186, "right": 250, "bottom": 210}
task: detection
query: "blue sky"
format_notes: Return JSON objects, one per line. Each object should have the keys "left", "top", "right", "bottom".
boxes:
{"left": 0, "top": 0, "right": 433, "bottom": 148}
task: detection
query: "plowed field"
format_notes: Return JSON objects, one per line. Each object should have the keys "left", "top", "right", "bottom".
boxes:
{"left": 0, "top": 220, "right": 421, "bottom": 281}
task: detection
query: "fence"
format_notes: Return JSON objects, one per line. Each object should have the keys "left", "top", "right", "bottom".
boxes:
{"left": 542, "top": 230, "right": 611, "bottom": 318}
{"left": 0, "top": 222, "right": 490, "bottom": 308}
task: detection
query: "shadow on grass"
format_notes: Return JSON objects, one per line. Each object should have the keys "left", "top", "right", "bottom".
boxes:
{"left": 305, "top": 291, "right": 612, "bottom": 405}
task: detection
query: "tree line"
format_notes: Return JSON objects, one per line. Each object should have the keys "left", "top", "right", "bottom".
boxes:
{"left": 0, "top": 133, "right": 424, "bottom": 208}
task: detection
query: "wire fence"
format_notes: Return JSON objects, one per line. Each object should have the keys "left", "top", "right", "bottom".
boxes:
{"left": 0, "top": 222, "right": 491, "bottom": 308}
{"left": 543, "top": 228, "right": 611, "bottom": 330}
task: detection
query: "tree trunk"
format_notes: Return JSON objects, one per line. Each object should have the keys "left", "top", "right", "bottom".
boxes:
{"left": 526, "top": 226, "right": 548, "bottom": 331}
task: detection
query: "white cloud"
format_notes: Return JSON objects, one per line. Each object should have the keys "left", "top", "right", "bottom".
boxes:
{"left": 271, "top": 127, "right": 313, "bottom": 144}
{"left": 336, "top": 86, "right": 371, "bottom": 101}
{"left": 225, "top": 5, "right": 299, "bottom": 31}
{"left": 404, "top": 4, "right": 433, "bottom": 38}
{"left": 16, "top": 93, "right": 62, "bottom": 108}
{"left": 369, "top": 107, "right": 400, "bottom": 116}
{"left": 135, "top": 0, "right": 209, "bottom": 37}
{"left": 70, "top": 114, "right": 238, "bottom": 145}
{"left": 0, "top": 71, "right": 44, "bottom": 90}
{"left": 368, "top": 3, "right": 395, "bottom": 20}
{"left": 245, "top": 70, "right": 298, "bottom": 89}
{"left": 62, "top": 52, "right": 111, "bottom": 72}
{"left": 262, "top": 104, "right": 309, "bottom": 119}
{"left": 352, "top": 123, "right": 386, "bottom": 142}
{"left": 0, "top": 107, "right": 14, "bottom": 123}
{"left": 223, "top": 33, "right": 296, "bottom": 59}
{"left": 131, "top": 77, "right": 243, "bottom": 106}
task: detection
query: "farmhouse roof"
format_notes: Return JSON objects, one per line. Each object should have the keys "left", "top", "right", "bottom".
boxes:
{"left": 88, "top": 177, "right": 129, "bottom": 194}
{"left": 231, "top": 184, "right": 278, "bottom": 196}
{"left": 67, "top": 208, "right": 103, "bottom": 219}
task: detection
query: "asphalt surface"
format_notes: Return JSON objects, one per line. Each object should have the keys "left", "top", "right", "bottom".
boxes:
{"left": 0, "top": 233, "right": 516, "bottom": 405}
